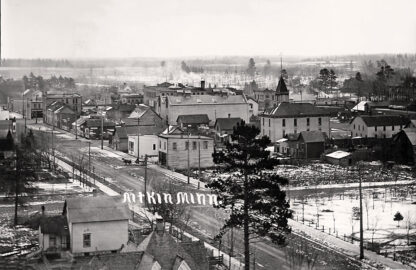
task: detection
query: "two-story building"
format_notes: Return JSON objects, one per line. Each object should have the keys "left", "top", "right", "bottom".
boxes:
{"left": 260, "top": 102, "right": 331, "bottom": 142}
{"left": 253, "top": 76, "right": 290, "bottom": 111}
{"left": 45, "top": 101, "right": 77, "bottom": 131}
{"left": 43, "top": 92, "right": 82, "bottom": 122}
{"left": 158, "top": 129, "right": 214, "bottom": 170}
{"left": 349, "top": 115, "right": 409, "bottom": 138}
{"left": 158, "top": 94, "right": 250, "bottom": 126}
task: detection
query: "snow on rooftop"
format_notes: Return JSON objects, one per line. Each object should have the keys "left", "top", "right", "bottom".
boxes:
{"left": 325, "top": 150, "right": 351, "bottom": 159}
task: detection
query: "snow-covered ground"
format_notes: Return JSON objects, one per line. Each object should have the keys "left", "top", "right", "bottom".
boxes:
{"left": 291, "top": 187, "right": 416, "bottom": 247}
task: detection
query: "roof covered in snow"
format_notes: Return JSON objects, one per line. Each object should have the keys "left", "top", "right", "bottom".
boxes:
{"left": 326, "top": 150, "right": 351, "bottom": 159}
{"left": 66, "top": 196, "right": 130, "bottom": 224}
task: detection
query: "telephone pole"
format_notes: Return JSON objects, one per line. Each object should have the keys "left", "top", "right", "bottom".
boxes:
{"left": 358, "top": 163, "right": 364, "bottom": 260}
{"left": 137, "top": 118, "right": 140, "bottom": 159}
{"left": 100, "top": 116, "right": 104, "bottom": 149}
{"left": 187, "top": 131, "right": 190, "bottom": 185}
{"left": 88, "top": 141, "right": 91, "bottom": 175}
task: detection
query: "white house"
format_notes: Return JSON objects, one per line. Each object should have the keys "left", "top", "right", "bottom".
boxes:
{"left": 349, "top": 115, "right": 409, "bottom": 138}
{"left": 128, "top": 134, "right": 158, "bottom": 158}
{"left": 65, "top": 196, "right": 130, "bottom": 256}
{"left": 260, "top": 102, "right": 331, "bottom": 142}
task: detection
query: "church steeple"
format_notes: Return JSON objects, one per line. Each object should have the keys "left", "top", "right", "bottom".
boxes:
{"left": 276, "top": 76, "right": 289, "bottom": 103}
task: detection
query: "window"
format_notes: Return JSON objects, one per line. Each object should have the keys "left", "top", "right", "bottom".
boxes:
{"left": 318, "top": 118, "right": 322, "bottom": 126}
{"left": 358, "top": 125, "right": 360, "bottom": 131}
{"left": 172, "top": 142, "right": 177, "bottom": 150}
{"left": 185, "top": 141, "right": 189, "bottom": 150}
{"left": 294, "top": 118, "right": 297, "bottom": 127}
{"left": 268, "top": 119, "right": 271, "bottom": 127}
{"left": 354, "top": 124, "right": 355, "bottom": 129}
{"left": 159, "top": 140, "right": 162, "bottom": 149}
{"left": 383, "top": 126, "right": 386, "bottom": 131}
{"left": 164, "top": 142, "right": 166, "bottom": 150}
{"left": 192, "top": 141, "right": 197, "bottom": 150}
{"left": 282, "top": 119, "right": 286, "bottom": 127}
{"left": 392, "top": 125, "right": 395, "bottom": 131}
{"left": 307, "top": 118, "right": 310, "bottom": 126}
{"left": 282, "top": 130, "right": 285, "bottom": 137}
{"left": 268, "top": 130, "right": 271, "bottom": 138}
{"left": 294, "top": 129, "right": 297, "bottom": 134}
{"left": 129, "top": 141, "right": 134, "bottom": 151}
{"left": 153, "top": 144, "right": 156, "bottom": 151}
{"left": 83, "top": 233, "right": 91, "bottom": 248}
{"left": 203, "top": 141, "right": 208, "bottom": 149}
{"left": 375, "top": 126, "right": 377, "bottom": 131}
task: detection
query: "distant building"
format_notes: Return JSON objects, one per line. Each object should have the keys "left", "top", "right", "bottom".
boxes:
{"left": 260, "top": 103, "right": 331, "bottom": 142}
{"left": 349, "top": 115, "right": 409, "bottom": 138}
{"left": 247, "top": 97, "right": 259, "bottom": 116}
{"left": 78, "top": 118, "right": 116, "bottom": 139}
{"left": 176, "top": 114, "right": 210, "bottom": 129}
{"left": 214, "top": 117, "right": 243, "bottom": 144}
{"left": 325, "top": 150, "right": 352, "bottom": 166}
{"left": 43, "top": 92, "right": 82, "bottom": 122}
{"left": 158, "top": 94, "right": 250, "bottom": 126}
{"left": 143, "top": 81, "right": 208, "bottom": 108}
{"left": 278, "top": 131, "right": 326, "bottom": 159}
{"left": 253, "top": 76, "right": 289, "bottom": 111}
{"left": 158, "top": 130, "right": 214, "bottom": 170}
{"left": 65, "top": 196, "right": 130, "bottom": 256}
{"left": 45, "top": 101, "right": 77, "bottom": 131}
{"left": 120, "top": 93, "right": 143, "bottom": 105}
{"left": 105, "top": 104, "right": 136, "bottom": 122}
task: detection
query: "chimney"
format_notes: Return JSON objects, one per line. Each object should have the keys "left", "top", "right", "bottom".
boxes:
{"left": 201, "top": 80, "right": 205, "bottom": 90}
{"left": 155, "top": 217, "right": 164, "bottom": 234}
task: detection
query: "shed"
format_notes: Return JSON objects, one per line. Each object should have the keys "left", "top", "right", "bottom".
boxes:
{"left": 326, "top": 150, "right": 352, "bottom": 166}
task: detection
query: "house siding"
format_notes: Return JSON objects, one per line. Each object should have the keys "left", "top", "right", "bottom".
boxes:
{"left": 158, "top": 136, "right": 214, "bottom": 170}
{"left": 261, "top": 116, "right": 330, "bottom": 142}
{"left": 70, "top": 220, "right": 128, "bottom": 254}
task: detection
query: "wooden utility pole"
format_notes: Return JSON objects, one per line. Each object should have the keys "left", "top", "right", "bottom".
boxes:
{"left": 137, "top": 118, "right": 140, "bottom": 159}
{"left": 100, "top": 117, "right": 104, "bottom": 149}
{"left": 144, "top": 154, "right": 148, "bottom": 207}
{"left": 187, "top": 132, "right": 190, "bottom": 185}
{"left": 358, "top": 163, "right": 364, "bottom": 260}
{"left": 88, "top": 141, "right": 91, "bottom": 175}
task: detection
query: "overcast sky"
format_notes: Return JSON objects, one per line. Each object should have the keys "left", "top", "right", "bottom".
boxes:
{"left": 2, "top": 0, "right": 416, "bottom": 59}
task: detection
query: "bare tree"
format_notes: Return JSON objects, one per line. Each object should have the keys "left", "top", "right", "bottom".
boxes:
{"left": 285, "top": 238, "right": 319, "bottom": 270}
{"left": 405, "top": 212, "right": 414, "bottom": 245}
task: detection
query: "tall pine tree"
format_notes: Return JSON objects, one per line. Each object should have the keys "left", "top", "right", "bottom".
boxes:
{"left": 207, "top": 121, "right": 291, "bottom": 270}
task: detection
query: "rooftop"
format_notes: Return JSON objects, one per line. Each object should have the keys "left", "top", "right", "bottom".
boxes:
{"left": 66, "top": 196, "right": 130, "bottom": 224}
{"left": 214, "top": 117, "right": 243, "bottom": 131}
{"left": 39, "top": 215, "right": 69, "bottom": 236}
{"left": 299, "top": 130, "right": 326, "bottom": 143}
{"left": 176, "top": 114, "right": 210, "bottom": 125}
{"left": 355, "top": 115, "right": 410, "bottom": 127}
{"left": 167, "top": 94, "right": 247, "bottom": 105}
{"left": 264, "top": 102, "right": 330, "bottom": 118}
{"left": 326, "top": 150, "right": 351, "bottom": 159}
{"left": 276, "top": 76, "right": 288, "bottom": 94}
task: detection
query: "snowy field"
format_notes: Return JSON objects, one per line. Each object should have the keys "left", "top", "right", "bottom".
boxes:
{"left": 291, "top": 186, "right": 416, "bottom": 248}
